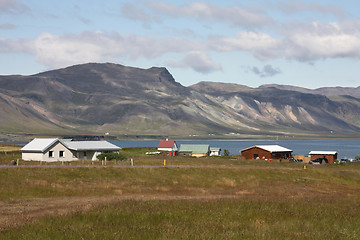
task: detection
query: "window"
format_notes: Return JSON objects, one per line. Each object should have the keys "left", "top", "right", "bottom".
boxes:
{"left": 59, "top": 151, "right": 64, "bottom": 158}
{"left": 253, "top": 154, "right": 258, "bottom": 159}
{"left": 49, "top": 151, "right": 54, "bottom": 158}
{"left": 83, "top": 151, "right": 87, "bottom": 157}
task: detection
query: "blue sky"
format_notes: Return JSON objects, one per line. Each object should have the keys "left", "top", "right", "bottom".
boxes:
{"left": 1, "top": 0, "right": 360, "bottom": 88}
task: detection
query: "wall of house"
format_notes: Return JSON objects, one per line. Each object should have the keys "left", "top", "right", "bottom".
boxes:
{"left": 310, "top": 154, "right": 337, "bottom": 164}
{"left": 192, "top": 153, "right": 207, "bottom": 158}
{"left": 241, "top": 147, "right": 272, "bottom": 160}
{"left": 179, "top": 151, "right": 192, "bottom": 156}
{"left": 22, "top": 152, "right": 43, "bottom": 161}
{"left": 158, "top": 148, "right": 173, "bottom": 151}
{"left": 43, "top": 142, "right": 74, "bottom": 162}
{"left": 210, "top": 151, "right": 220, "bottom": 156}
{"left": 72, "top": 151, "right": 101, "bottom": 161}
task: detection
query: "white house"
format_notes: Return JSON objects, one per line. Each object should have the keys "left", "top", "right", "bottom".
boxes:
{"left": 210, "top": 147, "right": 221, "bottom": 156}
{"left": 20, "top": 138, "right": 121, "bottom": 162}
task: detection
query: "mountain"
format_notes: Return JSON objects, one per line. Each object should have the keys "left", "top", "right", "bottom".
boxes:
{"left": 0, "top": 63, "right": 360, "bottom": 138}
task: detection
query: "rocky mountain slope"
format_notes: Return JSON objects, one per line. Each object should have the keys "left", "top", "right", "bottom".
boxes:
{"left": 0, "top": 63, "right": 359, "bottom": 137}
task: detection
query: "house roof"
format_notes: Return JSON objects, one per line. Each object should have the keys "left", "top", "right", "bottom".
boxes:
{"left": 64, "top": 141, "right": 121, "bottom": 151}
{"left": 241, "top": 145, "right": 292, "bottom": 153}
{"left": 21, "top": 138, "right": 121, "bottom": 152}
{"left": 179, "top": 144, "right": 210, "bottom": 154}
{"left": 210, "top": 147, "right": 221, "bottom": 151}
{"left": 309, "top": 151, "right": 337, "bottom": 155}
{"left": 20, "top": 138, "right": 60, "bottom": 152}
{"left": 158, "top": 140, "right": 176, "bottom": 148}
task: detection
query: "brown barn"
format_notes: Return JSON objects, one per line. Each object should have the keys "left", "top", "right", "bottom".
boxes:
{"left": 309, "top": 151, "right": 338, "bottom": 164}
{"left": 241, "top": 145, "right": 293, "bottom": 160}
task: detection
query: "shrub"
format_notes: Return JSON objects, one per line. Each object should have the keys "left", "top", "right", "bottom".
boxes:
{"left": 356, "top": 155, "right": 360, "bottom": 161}
{"left": 224, "top": 149, "right": 230, "bottom": 156}
{"left": 97, "top": 152, "right": 126, "bottom": 161}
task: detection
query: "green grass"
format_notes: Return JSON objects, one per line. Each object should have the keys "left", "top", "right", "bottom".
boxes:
{"left": 2, "top": 198, "right": 360, "bottom": 240}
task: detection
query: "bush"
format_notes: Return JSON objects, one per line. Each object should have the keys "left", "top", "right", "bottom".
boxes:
{"left": 224, "top": 149, "right": 230, "bottom": 156}
{"left": 356, "top": 156, "right": 360, "bottom": 161}
{"left": 97, "top": 152, "right": 126, "bottom": 161}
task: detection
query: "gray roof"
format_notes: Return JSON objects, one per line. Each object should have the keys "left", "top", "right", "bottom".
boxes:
{"left": 20, "top": 138, "right": 60, "bottom": 152}
{"left": 210, "top": 147, "right": 221, "bottom": 151}
{"left": 21, "top": 138, "right": 121, "bottom": 152}
{"left": 309, "top": 151, "right": 337, "bottom": 155}
{"left": 64, "top": 141, "right": 121, "bottom": 151}
{"left": 179, "top": 144, "right": 210, "bottom": 154}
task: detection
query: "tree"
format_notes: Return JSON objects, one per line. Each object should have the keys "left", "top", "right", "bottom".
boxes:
{"left": 97, "top": 152, "right": 126, "bottom": 161}
{"left": 224, "top": 149, "right": 230, "bottom": 156}
{"left": 356, "top": 155, "right": 360, "bottom": 161}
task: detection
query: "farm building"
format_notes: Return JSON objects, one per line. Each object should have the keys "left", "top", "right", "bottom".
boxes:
{"left": 20, "top": 138, "right": 121, "bottom": 162}
{"left": 210, "top": 147, "right": 221, "bottom": 156}
{"left": 309, "top": 151, "right": 338, "bottom": 164}
{"left": 179, "top": 144, "right": 210, "bottom": 157}
{"left": 241, "top": 145, "right": 293, "bottom": 160}
{"left": 157, "top": 139, "right": 178, "bottom": 156}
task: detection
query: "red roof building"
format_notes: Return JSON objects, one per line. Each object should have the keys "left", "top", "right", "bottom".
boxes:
{"left": 157, "top": 139, "right": 178, "bottom": 156}
{"left": 241, "top": 145, "right": 292, "bottom": 160}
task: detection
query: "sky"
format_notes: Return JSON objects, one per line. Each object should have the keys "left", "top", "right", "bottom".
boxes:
{"left": 1, "top": 0, "right": 360, "bottom": 88}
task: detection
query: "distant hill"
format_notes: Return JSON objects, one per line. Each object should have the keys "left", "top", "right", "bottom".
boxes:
{"left": 259, "top": 84, "right": 360, "bottom": 97}
{"left": 0, "top": 63, "right": 360, "bottom": 138}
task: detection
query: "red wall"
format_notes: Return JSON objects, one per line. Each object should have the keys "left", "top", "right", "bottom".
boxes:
{"left": 310, "top": 154, "right": 337, "bottom": 164}
{"left": 241, "top": 147, "right": 272, "bottom": 160}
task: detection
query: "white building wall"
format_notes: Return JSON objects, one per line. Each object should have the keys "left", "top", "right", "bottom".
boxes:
{"left": 42, "top": 142, "right": 74, "bottom": 162}
{"left": 22, "top": 152, "right": 43, "bottom": 161}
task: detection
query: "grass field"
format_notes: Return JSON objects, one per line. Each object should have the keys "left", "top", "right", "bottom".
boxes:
{"left": 1, "top": 146, "right": 360, "bottom": 239}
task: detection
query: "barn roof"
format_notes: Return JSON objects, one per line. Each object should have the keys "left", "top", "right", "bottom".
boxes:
{"left": 64, "top": 141, "right": 121, "bottom": 151}
{"left": 20, "top": 138, "right": 121, "bottom": 152}
{"left": 20, "top": 138, "right": 60, "bottom": 152}
{"left": 241, "top": 145, "right": 292, "bottom": 153}
{"left": 309, "top": 151, "right": 337, "bottom": 155}
{"left": 179, "top": 144, "right": 210, "bottom": 154}
{"left": 158, "top": 140, "right": 176, "bottom": 148}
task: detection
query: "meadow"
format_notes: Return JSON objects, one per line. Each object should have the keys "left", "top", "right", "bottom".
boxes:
{"left": 0, "top": 146, "right": 360, "bottom": 239}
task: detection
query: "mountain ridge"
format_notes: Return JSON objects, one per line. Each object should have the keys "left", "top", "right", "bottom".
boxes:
{"left": 0, "top": 63, "right": 360, "bottom": 138}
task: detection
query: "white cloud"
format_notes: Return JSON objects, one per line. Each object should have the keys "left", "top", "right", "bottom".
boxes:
{"left": 277, "top": 0, "right": 346, "bottom": 19}
{"left": 209, "top": 21, "right": 360, "bottom": 62}
{"left": 2, "top": 19, "right": 360, "bottom": 71}
{"left": 0, "top": 0, "right": 28, "bottom": 14}
{"left": 210, "top": 32, "right": 283, "bottom": 60}
{"left": 167, "top": 51, "right": 222, "bottom": 74}
{"left": 0, "top": 31, "right": 202, "bottom": 69}
{"left": 124, "top": 1, "right": 273, "bottom": 28}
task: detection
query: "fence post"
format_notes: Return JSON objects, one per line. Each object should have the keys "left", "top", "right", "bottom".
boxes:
{"left": 105, "top": 156, "right": 107, "bottom": 166}
{"left": 17, "top": 159, "right": 19, "bottom": 166}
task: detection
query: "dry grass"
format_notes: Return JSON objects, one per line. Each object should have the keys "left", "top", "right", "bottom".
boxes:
{"left": 1, "top": 147, "right": 360, "bottom": 239}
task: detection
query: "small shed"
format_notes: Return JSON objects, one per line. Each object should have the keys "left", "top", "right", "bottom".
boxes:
{"left": 157, "top": 139, "right": 178, "bottom": 156}
{"left": 210, "top": 147, "right": 221, "bottom": 156}
{"left": 309, "top": 151, "right": 338, "bottom": 164}
{"left": 241, "top": 145, "right": 292, "bottom": 160}
{"left": 179, "top": 144, "right": 210, "bottom": 157}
